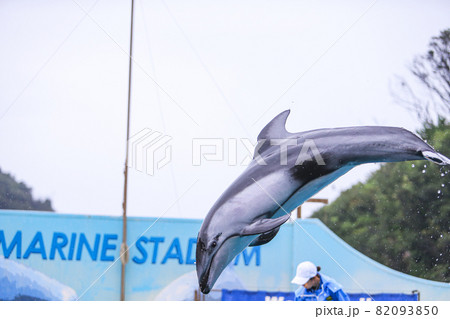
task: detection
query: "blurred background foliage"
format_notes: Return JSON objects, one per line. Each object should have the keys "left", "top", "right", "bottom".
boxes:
{"left": 0, "top": 167, "right": 53, "bottom": 212}
{"left": 313, "top": 120, "right": 449, "bottom": 282}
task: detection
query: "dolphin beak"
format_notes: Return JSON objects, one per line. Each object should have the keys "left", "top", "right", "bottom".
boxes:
{"left": 197, "top": 235, "right": 248, "bottom": 295}
{"left": 197, "top": 260, "right": 212, "bottom": 294}
{"left": 196, "top": 238, "right": 213, "bottom": 294}
{"left": 199, "top": 273, "right": 211, "bottom": 295}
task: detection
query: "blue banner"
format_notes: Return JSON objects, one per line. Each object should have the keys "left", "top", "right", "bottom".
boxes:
{"left": 221, "top": 290, "right": 419, "bottom": 301}
{"left": 1, "top": 210, "right": 448, "bottom": 300}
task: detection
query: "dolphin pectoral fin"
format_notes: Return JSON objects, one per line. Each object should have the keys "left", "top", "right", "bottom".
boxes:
{"left": 240, "top": 213, "right": 291, "bottom": 236}
{"left": 249, "top": 227, "right": 280, "bottom": 246}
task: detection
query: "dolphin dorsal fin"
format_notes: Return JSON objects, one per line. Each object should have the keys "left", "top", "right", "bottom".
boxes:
{"left": 254, "top": 110, "right": 292, "bottom": 158}
{"left": 257, "top": 110, "right": 291, "bottom": 141}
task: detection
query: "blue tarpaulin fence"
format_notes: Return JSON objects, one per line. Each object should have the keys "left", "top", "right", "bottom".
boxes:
{"left": 348, "top": 293, "right": 419, "bottom": 301}
{"left": 221, "top": 290, "right": 419, "bottom": 301}
{"left": 222, "top": 290, "right": 295, "bottom": 301}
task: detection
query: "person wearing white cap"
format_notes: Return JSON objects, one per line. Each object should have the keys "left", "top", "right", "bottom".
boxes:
{"left": 291, "top": 261, "right": 349, "bottom": 301}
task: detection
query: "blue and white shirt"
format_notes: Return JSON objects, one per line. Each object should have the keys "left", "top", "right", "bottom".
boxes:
{"left": 294, "top": 273, "right": 350, "bottom": 301}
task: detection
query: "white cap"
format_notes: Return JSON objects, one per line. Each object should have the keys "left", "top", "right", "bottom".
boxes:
{"left": 291, "top": 261, "right": 317, "bottom": 285}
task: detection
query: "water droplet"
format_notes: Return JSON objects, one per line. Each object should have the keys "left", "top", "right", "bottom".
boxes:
{"left": 442, "top": 173, "right": 445, "bottom": 177}
{"left": 437, "top": 190, "right": 441, "bottom": 194}
{"left": 440, "top": 235, "right": 443, "bottom": 238}
{"left": 424, "top": 164, "right": 427, "bottom": 168}
{"left": 411, "top": 164, "right": 415, "bottom": 168}
{"left": 442, "top": 184, "right": 445, "bottom": 187}
{"left": 422, "top": 170, "right": 426, "bottom": 174}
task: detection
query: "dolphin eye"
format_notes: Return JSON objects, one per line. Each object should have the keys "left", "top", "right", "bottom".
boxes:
{"left": 211, "top": 241, "right": 217, "bottom": 248}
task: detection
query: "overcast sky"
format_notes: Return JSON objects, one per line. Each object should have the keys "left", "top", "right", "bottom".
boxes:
{"left": 0, "top": 0, "right": 449, "bottom": 220}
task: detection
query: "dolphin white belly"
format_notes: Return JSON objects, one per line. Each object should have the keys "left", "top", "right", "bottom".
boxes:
{"left": 271, "top": 165, "right": 354, "bottom": 219}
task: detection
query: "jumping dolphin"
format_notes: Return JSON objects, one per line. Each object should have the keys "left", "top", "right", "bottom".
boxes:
{"left": 196, "top": 110, "right": 450, "bottom": 294}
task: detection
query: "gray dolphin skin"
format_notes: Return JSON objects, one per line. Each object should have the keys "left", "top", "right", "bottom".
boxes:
{"left": 196, "top": 110, "right": 450, "bottom": 294}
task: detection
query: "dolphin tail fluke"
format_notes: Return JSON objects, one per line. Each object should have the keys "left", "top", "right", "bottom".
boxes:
{"left": 422, "top": 150, "right": 450, "bottom": 166}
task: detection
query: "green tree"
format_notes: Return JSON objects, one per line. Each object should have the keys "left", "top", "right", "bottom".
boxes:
{"left": 314, "top": 29, "right": 450, "bottom": 282}
{"left": 313, "top": 120, "right": 449, "bottom": 282}
{"left": 0, "top": 167, "right": 53, "bottom": 212}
